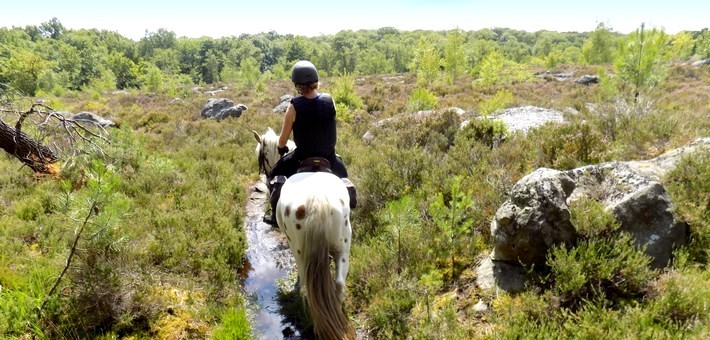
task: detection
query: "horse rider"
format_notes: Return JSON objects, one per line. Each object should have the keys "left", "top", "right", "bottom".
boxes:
{"left": 264, "top": 60, "right": 354, "bottom": 225}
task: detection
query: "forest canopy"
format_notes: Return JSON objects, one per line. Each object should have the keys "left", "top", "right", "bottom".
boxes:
{"left": 1, "top": 18, "right": 708, "bottom": 97}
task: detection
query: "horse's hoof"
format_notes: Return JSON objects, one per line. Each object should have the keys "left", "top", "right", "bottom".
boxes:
{"left": 262, "top": 215, "right": 277, "bottom": 226}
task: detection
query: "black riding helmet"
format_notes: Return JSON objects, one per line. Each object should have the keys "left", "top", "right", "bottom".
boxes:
{"left": 290, "top": 60, "right": 319, "bottom": 85}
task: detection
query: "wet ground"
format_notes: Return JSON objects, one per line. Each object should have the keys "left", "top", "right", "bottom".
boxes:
{"left": 243, "top": 178, "right": 302, "bottom": 339}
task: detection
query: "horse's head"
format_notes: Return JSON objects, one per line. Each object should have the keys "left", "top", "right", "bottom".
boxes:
{"left": 253, "top": 128, "right": 295, "bottom": 176}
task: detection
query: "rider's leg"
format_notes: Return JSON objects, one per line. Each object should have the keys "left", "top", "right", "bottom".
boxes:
{"left": 329, "top": 154, "right": 349, "bottom": 178}
{"left": 330, "top": 155, "right": 356, "bottom": 209}
{"left": 264, "top": 154, "right": 299, "bottom": 225}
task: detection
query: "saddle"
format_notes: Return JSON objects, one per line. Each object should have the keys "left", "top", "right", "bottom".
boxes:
{"left": 297, "top": 157, "right": 332, "bottom": 174}
{"left": 267, "top": 157, "right": 357, "bottom": 219}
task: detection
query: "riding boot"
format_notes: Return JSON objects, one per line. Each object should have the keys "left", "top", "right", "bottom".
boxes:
{"left": 263, "top": 176, "right": 286, "bottom": 226}
{"left": 342, "top": 178, "right": 357, "bottom": 209}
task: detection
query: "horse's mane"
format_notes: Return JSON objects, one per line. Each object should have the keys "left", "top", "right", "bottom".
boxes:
{"left": 255, "top": 128, "right": 280, "bottom": 175}
{"left": 261, "top": 127, "right": 278, "bottom": 148}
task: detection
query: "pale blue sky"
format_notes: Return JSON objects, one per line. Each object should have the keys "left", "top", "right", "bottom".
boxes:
{"left": 1, "top": 0, "right": 707, "bottom": 40}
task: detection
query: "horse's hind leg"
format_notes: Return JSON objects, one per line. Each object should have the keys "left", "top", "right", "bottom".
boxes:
{"left": 333, "top": 247, "right": 350, "bottom": 303}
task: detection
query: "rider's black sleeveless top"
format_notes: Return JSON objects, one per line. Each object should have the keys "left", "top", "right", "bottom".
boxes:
{"left": 291, "top": 93, "right": 337, "bottom": 159}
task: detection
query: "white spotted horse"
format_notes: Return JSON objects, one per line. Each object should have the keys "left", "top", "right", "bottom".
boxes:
{"left": 253, "top": 128, "right": 356, "bottom": 340}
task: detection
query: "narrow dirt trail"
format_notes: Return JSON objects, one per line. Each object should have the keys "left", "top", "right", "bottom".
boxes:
{"left": 243, "top": 178, "right": 301, "bottom": 339}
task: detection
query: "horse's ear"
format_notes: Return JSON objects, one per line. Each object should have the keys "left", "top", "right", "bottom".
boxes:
{"left": 252, "top": 130, "right": 262, "bottom": 143}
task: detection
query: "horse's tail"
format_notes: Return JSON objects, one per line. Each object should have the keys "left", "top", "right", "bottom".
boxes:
{"left": 302, "top": 194, "right": 356, "bottom": 340}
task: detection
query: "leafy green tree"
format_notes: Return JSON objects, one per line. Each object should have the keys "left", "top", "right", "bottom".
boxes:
{"left": 614, "top": 24, "right": 669, "bottom": 101}
{"left": 149, "top": 48, "right": 180, "bottom": 75}
{"left": 138, "top": 28, "right": 177, "bottom": 58}
{"left": 499, "top": 32, "right": 531, "bottom": 63}
{"left": 140, "top": 62, "right": 164, "bottom": 93}
{"left": 38, "top": 17, "right": 64, "bottom": 39}
{"left": 669, "top": 31, "right": 695, "bottom": 61}
{"left": 410, "top": 35, "right": 441, "bottom": 87}
{"left": 108, "top": 51, "right": 139, "bottom": 89}
{"left": 238, "top": 56, "right": 261, "bottom": 87}
{"left": 0, "top": 48, "right": 53, "bottom": 95}
{"left": 357, "top": 46, "right": 394, "bottom": 75}
{"left": 60, "top": 30, "right": 106, "bottom": 90}
{"left": 202, "top": 50, "right": 221, "bottom": 84}
{"left": 477, "top": 50, "right": 505, "bottom": 85}
{"left": 285, "top": 36, "right": 314, "bottom": 62}
{"left": 582, "top": 23, "right": 615, "bottom": 64}
{"left": 695, "top": 29, "right": 710, "bottom": 59}
{"left": 465, "top": 38, "right": 497, "bottom": 74}
{"left": 443, "top": 29, "right": 467, "bottom": 84}
{"left": 332, "top": 30, "right": 360, "bottom": 73}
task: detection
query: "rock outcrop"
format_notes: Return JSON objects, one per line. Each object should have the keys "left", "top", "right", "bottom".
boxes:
{"left": 200, "top": 98, "right": 247, "bottom": 121}
{"left": 477, "top": 138, "right": 709, "bottom": 292}
{"left": 574, "top": 74, "right": 599, "bottom": 85}
{"left": 491, "top": 106, "right": 565, "bottom": 133}
{"left": 68, "top": 111, "right": 117, "bottom": 128}
{"left": 273, "top": 95, "right": 293, "bottom": 113}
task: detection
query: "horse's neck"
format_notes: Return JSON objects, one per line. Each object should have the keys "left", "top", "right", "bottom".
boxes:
{"left": 263, "top": 137, "right": 281, "bottom": 173}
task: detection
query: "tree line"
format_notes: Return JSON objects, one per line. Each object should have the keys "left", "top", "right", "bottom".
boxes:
{"left": 1, "top": 18, "right": 708, "bottom": 97}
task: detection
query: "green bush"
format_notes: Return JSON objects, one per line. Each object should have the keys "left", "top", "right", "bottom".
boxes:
{"left": 547, "top": 233, "right": 653, "bottom": 308}
{"left": 331, "top": 71, "right": 363, "bottom": 110}
{"left": 665, "top": 150, "right": 710, "bottom": 264}
{"left": 406, "top": 87, "right": 437, "bottom": 112}
{"left": 648, "top": 268, "right": 709, "bottom": 331}
{"left": 458, "top": 117, "right": 508, "bottom": 148}
{"left": 479, "top": 88, "right": 514, "bottom": 116}
{"left": 569, "top": 197, "right": 620, "bottom": 239}
{"left": 366, "top": 284, "right": 416, "bottom": 338}
{"left": 531, "top": 119, "right": 607, "bottom": 169}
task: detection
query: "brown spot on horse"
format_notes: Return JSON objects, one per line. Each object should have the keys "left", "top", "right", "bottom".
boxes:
{"left": 296, "top": 205, "right": 307, "bottom": 219}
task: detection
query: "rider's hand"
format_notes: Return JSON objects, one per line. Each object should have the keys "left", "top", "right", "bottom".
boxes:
{"left": 278, "top": 146, "right": 289, "bottom": 156}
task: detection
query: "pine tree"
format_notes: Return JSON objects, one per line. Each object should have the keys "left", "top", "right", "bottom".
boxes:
{"left": 614, "top": 24, "right": 669, "bottom": 102}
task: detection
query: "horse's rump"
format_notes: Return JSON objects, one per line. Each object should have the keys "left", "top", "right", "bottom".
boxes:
{"left": 277, "top": 172, "right": 354, "bottom": 339}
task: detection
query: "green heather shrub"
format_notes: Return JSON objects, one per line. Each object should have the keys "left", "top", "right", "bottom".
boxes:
{"left": 458, "top": 117, "right": 508, "bottom": 148}
{"left": 356, "top": 144, "right": 432, "bottom": 230}
{"left": 349, "top": 196, "right": 435, "bottom": 338}
{"left": 416, "top": 109, "right": 461, "bottom": 154}
{"left": 547, "top": 234, "right": 653, "bottom": 307}
{"left": 569, "top": 197, "right": 620, "bottom": 239}
{"left": 665, "top": 150, "right": 710, "bottom": 264}
{"left": 408, "top": 292, "right": 465, "bottom": 339}
{"left": 531, "top": 118, "right": 607, "bottom": 169}
{"left": 365, "top": 282, "right": 417, "bottom": 338}
{"left": 479, "top": 88, "right": 514, "bottom": 116}
{"left": 491, "top": 292, "right": 558, "bottom": 337}
{"left": 363, "top": 82, "right": 386, "bottom": 113}
{"left": 406, "top": 87, "right": 437, "bottom": 112}
{"left": 648, "top": 267, "right": 709, "bottom": 332}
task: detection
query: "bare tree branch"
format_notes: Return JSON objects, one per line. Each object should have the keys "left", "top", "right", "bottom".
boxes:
{"left": 0, "top": 104, "right": 112, "bottom": 174}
